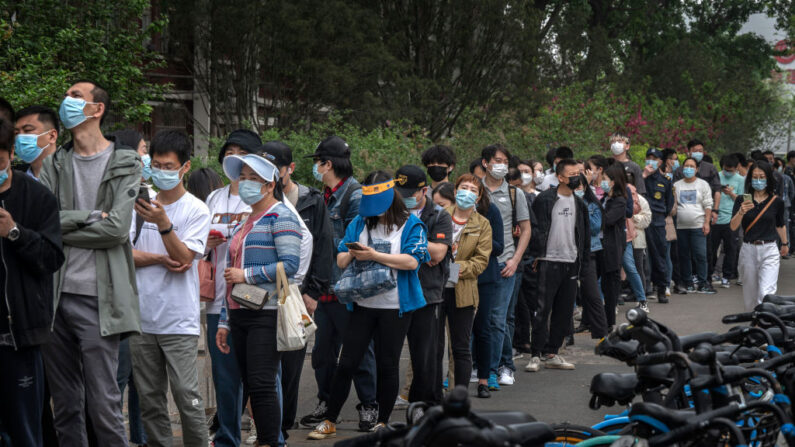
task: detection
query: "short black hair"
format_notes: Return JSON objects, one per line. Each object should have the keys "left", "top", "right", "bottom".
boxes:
{"left": 481, "top": 144, "right": 511, "bottom": 162}
{"left": 469, "top": 158, "right": 484, "bottom": 174}
{"left": 150, "top": 130, "right": 192, "bottom": 164}
{"left": 432, "top": 181, "right": 455, "bottom": 204}
{"left": 187, "top": 167, "right": 224, "bottom": 202}
{"left": 421, "top": 145, "right": 456, "bottom": 167}
{"left": 745, "top": 161, "right": 777, "bottom": 196}
{"left": 661, "top": 148, "right": 678, "bottom": 161}
{"left": 554, "top": 146, "right": 573, "bottom": 160}
{"left": 71, "top": 79, "right": 111, "bottom": 125}
{"left": 750, "top": 150, "right": 763, "bottom": 161}
{"left": 787, "top": 151, "right": 795, "bottom": 161}
{"left": 0, "top": 97, "right": 14, "bottom": 122}
{"left": 111, "top": 129, "right": 144, "bottom": 151}
{"left": 320, "top": 155, "right": 353, "bottom": 179}
{"left": 731, "top": 152, "right": 748, "bottom": 166}
{"left": 0, "top": 118, "right": 14, "bottom": 154}
{"left": 763, "top": 150, "right": 774, "bottom": 156}
{"left": 16, "top": 105, "right": 60, "bottom": 132}
{"left": 545, "top": 147, "right": 556, "bottom": 168}
{"left": 687, "top": 139, "right": 704, "bottom": 150}
{"left": 587, "top": 154, "right": 608, "bottom": 170}
{"left": 721, "top": 154, "right": 739, "bottom": 169}
{"left": 507, "top": 167, "right": 521, "bottom": 182}
{"left": 555, "top": 158, "right": 578, "bottom": 176}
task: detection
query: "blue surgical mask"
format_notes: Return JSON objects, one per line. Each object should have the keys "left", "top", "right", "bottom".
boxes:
{"left": 141, "top": 154, "right": 152, "bottom": 180}
{"left": 752, "top": 179, "right": 767, "bottom": 191}
{"left": 15, "top": 131, "right": 51, "bottom": 163}
{"left": 723, "top": 171, "right": 734, "bottom": 179}
{"left": 0, "top": 166, "right": 7, "bottom": 185}
{"left": 574, "top": 189, "right": 585, "bottom": 198}
{"left": 600, "top": 180, "right": 611, "bottom": 193}
{"left": 455, "top": 189, "right": 477, "bottom": 209}
{"left": 645, "top": 160, "right": 658, "bottom": 171}
{"left": 672, "top": 159, "right": 680, "bottom": 170}
{"left": 403, "top": 196, "right": 418, "bottom": 209}
{"left": 150, "top": 165, "right": 184, "bottom": 191}
{"left": 691, "top": 152, "right": 703, "bottom": 163}
{"left": 312, "top": 163, "right": 324, "bottom": 182}
{"left": 239, "top": 180, "right": 265, "bottom": 205}
{"left": 59, "top": 96, "right": 98, "bottom": 129}
{"left": 683, "top": 167, "right": 696, "bottom": 179}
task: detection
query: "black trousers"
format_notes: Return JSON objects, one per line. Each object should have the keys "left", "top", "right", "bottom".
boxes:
{"left": 670, "top": 239, "right": 683, "bottom": 286}
{"left": 437, "top": 289, "right": 475, "bottom": 399}
{"left": 709, "top": 223, "right": 739, "bottom": 280}
{"left": 229, "top": 309, "right": 281, "bottom": 446}
{"left": 647, "top": 224, "right": 667, "bottom": 290}
{"left": 580, "top": 253, "right": 608, "bottom": 339}
{"left": 531, "top": 261, "right": 578, "bottom": 356}
{"left": 601, "top": 262, "right": 622, "bottom": 328}
{"left": 0, "top": 345, "right": 45, "bottom": 447}
{"left": 327, "top": 305, "right": 412, "bottom": 423}
{"left": 514, "top": 259, "right": 537, "bottom": 347}
{"left": 280, "top": 345, "right": 306, "bottom": 438}
{"left": 407, "top": 302, "right": 441, "bottom": 403}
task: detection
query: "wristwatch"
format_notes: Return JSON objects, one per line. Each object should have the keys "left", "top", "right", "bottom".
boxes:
{"left": 7, "top": 226, "right": 20, "bottom": 242}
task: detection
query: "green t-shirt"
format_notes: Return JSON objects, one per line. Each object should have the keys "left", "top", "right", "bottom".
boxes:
{"left": 717, "top": 171, "right": 745, "bottom": 225}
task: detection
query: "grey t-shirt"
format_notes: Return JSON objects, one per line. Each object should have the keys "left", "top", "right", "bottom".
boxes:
{"left": 619, "top": 160, "right": 646, "bottom": 194}
{"left": 62, "top": 143, "right": 114, "bottom": 297}
{"left": 483, "top": 179, "right": 530, "bottom": 263}
{"left": 541, "top": 193, "right": 577, "bottom": 263}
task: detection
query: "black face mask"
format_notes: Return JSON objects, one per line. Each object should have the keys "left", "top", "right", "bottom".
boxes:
{"left": 427, "top": 166, "right": 448, "bottom": 182}
{"left": 567, "top": 175, "right": 581, "bottom": 190}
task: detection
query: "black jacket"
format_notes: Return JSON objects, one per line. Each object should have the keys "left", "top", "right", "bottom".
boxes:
{"left": 418, "top": 199, "right": 453, "bottom": 305}
{"left": 600, "top": 195, "right": 628, "bottom": 273}
{"left": 295, "top": 183, "right": 334, "bottom": 300}
{"left": 0, "top": 171, "right": 65, "bottom": 348}
{"left": 529, "top": 187, "right": 590, "bottom": 276}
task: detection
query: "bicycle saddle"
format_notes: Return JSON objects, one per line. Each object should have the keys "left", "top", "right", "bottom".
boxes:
{"left": 636, "top": 363, "right": 673, "bottom": 386}
{"left": 590, "top": 373, "right": 638, "bottom": 405}
{"left": 628, "top": 401, "right": 695, "bottom": 430}
{"left": 471, "top": 410, "right": 535, "bottom": 426}
{"left": 680, "top": 331, "right": 718, "bottom": 350}
{"left": 763, "top": 294, "right": 795, "bottom": 305}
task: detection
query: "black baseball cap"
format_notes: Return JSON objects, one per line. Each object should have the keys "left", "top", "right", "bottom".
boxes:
{"left": 305, "top": 135, "right": 350, "bottom": 159}
{"left": 260, "top": 141, "right": 292, "bottom": 168}
{"left": 646, "top": 148, "right": 663, "bottom": 159}
{"left": 394, "top": 164, "right": 428, "bottom": 197}
{"left": 218, "top": 129, "right": 262, "bottom": 164}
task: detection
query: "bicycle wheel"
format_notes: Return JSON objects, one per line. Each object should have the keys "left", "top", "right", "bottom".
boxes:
{"left": 551, "top": 423, "right": 609, "bottom": 445}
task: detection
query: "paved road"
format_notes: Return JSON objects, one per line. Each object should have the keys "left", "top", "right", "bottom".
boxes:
{"left": 191, "top": 258, "right": 795, "bottom": 446}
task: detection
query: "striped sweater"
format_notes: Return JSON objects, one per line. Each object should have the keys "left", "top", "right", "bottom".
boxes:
{"left": 220, "top": 202, "right": 303, "bottom": 328}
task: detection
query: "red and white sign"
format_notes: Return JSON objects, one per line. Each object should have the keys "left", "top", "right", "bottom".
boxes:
{"left": 774, "top": 40, "right": 795, "bottom": 65}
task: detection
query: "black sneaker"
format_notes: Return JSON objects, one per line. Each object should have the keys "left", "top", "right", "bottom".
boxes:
{"left": 477, "top": 384, "right": 491, "bottom": 398}
{"left": 300, "top": 401, "right": 328, "bottom": 428}
{"left": 685, "top": 284, "right": 697, "bottom": 293}
{"left": 697, "top": 284, "right": 717, "bottom": 294}
{"left": 673, "top": 284, "right": 688, "bottom": 295}
{"left": 357, "top": 403, "right": 378, "bottom": 432}
{"left": 565, "top": 335, "right": 575, "bottom": 347}
{"left": 657, "top": 288, "right": 669, "bottom": 304}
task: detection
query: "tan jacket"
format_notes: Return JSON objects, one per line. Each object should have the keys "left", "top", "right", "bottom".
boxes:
{"left": 446, "top": 206, "right": 492, "bottom": 308}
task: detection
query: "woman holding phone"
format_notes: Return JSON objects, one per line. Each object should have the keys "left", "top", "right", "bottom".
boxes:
{"left": 731, "top": 161, "right": 789, "bottom": 310}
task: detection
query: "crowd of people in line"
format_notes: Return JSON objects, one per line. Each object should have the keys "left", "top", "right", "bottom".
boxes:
{"left": 0, "top": 80, "right": 793, "bottom": 447}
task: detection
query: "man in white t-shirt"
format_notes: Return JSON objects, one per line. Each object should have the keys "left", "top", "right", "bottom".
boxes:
{"left": 129, "top": 130, "right": 211, "bottom": 447}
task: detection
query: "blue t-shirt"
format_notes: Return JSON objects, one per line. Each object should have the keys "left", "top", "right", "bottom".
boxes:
{"left": 717, "top": 172, "right": 745, "bottom": 225}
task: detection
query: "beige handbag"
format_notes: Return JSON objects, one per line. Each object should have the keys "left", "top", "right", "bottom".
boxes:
{"left": 276, "top": 262, "right": 316, "bottom": 351}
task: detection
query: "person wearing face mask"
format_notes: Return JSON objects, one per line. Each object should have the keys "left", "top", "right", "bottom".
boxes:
{"left": 13, "top": 105, "right": 59, "bottom": 180}
{"left": 300, "top": 136, "right": 379, "bottom": 432}
{"left": 0, "top": 117, "right": 65, "bottom": 447}
{"left": 642, "top": 148, "right": 673, "bottom": 303}
{"left": 595, "top": 164, "right": 629, "bottom": 329}
{"left": 524, "top": 159, "right": 589, "bottom": 372}
{"left": 39, "top": 80, "right": 142, "bottom": 447}
{"left": 608, "top": 133, "right": 646, "bottom": 195}
{"left": 214, "top": 153, "right": 303, "bottom": 447}
{"left": 673, "top": 157, "right": 716, "bottom": 294}
{"left": 516, "top": 159, "right": 539, "bottom": 198}
{"left": 421, "top": 144, "right": 457, "bottom": 199}
{"left": 479, "top": 144, "right": 531, "bottom": 390}
{"left": 392, "top": 164, "right": 453, "bottom": 405}
{"left": 708, "top": 155, "right": 745, "bottom": 289}
{"left": 128, "top": 130, "right": 211, "bottom": 447}
{"left": 537, "top": 146, "right": 572, "bottom": 192}
{"left": 731, "top": 161, "right": 788, "bottom": 310}
{"left": 674, "top": 140, "right": 721, "bottom": 221}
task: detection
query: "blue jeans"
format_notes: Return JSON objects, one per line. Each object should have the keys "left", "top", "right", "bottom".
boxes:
{"left": 206, "top": 314, "right": 243, "bottom": 447}
{"left": 500, "top": 265, "right": 522, "bottom": 371}
{"left": 473, "top": 283, "right": 496, "bottom": 380}
{"left": 117, "top": 339, "right": 146, "bottom": 445}
{"left": 488, "top": 263, "right": 518, "bottom": 375}
{"left": 676, "top": 228, "right": 708, "bottom": 286}
{"left": 622, "top": 242, "right": 646, "bottom": 302}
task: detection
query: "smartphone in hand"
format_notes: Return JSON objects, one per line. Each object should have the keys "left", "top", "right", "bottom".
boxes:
{"left": 743, "top": 194, "right": 752, "bottom": 202}
{"left": 345, "top": 242, "right": 365, "bottom": 251}
{"left": 137, "top": 184, "right": 151, "bottom": 204}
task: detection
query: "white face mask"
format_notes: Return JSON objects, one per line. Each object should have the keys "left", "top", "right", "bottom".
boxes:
{"left": 610, "top": 142, "right": 624, "bottom": 156}
{"left": 533, "top": 171, "right": 545, "bottom": 184}
{"left": 520, "top": 172, "right": 533, "bottom": 185}
{"left": 489, "top": 163, "right": 508, "bottom": 179}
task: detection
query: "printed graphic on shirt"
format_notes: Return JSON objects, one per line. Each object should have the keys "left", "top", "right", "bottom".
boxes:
{"left": 558, "top": 206, "right": 573, "bottom": 217}
{"left": 679, "top": 190, "right": 697, "bottom": 205}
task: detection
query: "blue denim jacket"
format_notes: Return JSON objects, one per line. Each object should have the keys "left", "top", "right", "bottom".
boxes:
{"left": 338, "top": 214, "right": 430, "bottom": 314}
{"left": 588, "top": 201, "right": 603, "bottom": 252}
{"left": 327, "top": 177, "right": 363, "bottom": 284}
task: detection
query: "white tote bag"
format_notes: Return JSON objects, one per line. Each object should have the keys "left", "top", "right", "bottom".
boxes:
{"left": 276, "top": 262, "right": 316, "bottom": 351}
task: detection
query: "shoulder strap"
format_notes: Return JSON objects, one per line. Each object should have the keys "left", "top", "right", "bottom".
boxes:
{"left": 745, "top": 195, "right": 777, "bottom": 234}
{"left": 338, "top": 183, "right": 361, "bottom": 223}
{"left": 509, "top": 185, "right": 517, "bottom": 229}
{"left": 132, "top": 213, "right": 144, "bottom": 246}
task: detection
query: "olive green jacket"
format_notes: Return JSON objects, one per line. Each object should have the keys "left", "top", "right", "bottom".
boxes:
{"left": 39, "top": 138, "right": 142, "bottom": 338}
{"left": 445, "top": 205, "right": 492, "bottom": 308}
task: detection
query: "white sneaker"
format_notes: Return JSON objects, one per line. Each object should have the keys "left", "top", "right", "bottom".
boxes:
{"left": 394, "top": 395, "right": 409, "bottom": 410}
{"left": 544, "top": 354, "right": 575, "bottom": 370}
{"left": 573, "top": 306, "right": 583, "bottom": 322}
{"left": 524, "top": 356, "right": 542, "bottom": 372}
{"left": 665, "top": 287, "right": 671, "bottom": 297}
{"left": 470, "top": 369, "right": 479, "bottom": 383}
{"left": 497, "top": 366, "right": 515, "bottom": 385}
{"left": 245, "top": 424, "right": 257, "bottom": 445}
